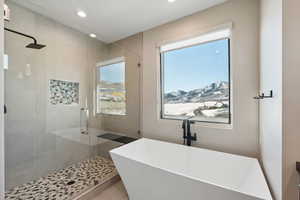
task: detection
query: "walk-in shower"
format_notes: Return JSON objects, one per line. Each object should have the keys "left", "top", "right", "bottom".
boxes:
{"left": 3, "top": 1, "right": 141, "bottom": 200}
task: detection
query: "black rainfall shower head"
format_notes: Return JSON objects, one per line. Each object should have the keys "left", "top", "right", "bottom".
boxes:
{"left": 4, "top": 27, "right": 47, "bottom": 50}
{"left": 26, "top": 43, "right": 46, "bottom": 49}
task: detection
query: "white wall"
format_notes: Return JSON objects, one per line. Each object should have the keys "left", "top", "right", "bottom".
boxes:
{"left": 259, "top": 0, "right": 283, "bottom": 199}
{"left": 142, "top": 0, "right": 260, "bottom": 157}
{"left": 0, "top": 0, "right": 5, "bottom": 198}
{"left": 283, "top": 0, "right": 300, "bottom": 199}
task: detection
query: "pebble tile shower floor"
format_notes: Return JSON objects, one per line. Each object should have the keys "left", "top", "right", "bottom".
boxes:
{"left": 5, "top": 156, "right": 118, "bottom": 200}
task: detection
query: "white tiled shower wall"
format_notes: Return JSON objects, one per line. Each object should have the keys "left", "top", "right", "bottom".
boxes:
{"left": 3, "top": 2, "right": 107, "bottom": 189}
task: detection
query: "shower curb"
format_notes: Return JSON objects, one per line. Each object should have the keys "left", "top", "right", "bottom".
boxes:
{"left": 74, "top": 175, "right": 121, "bottom": 200}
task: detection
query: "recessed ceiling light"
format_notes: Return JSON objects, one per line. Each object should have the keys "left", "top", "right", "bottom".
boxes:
{"left": 168, "top": 0, "right": 176, "bottom": 3}
{"left": 77, "top": 11, "right": 87, "bottom": 18}
{"left": 89, "top": 33, "right": 97, "bottom": 38}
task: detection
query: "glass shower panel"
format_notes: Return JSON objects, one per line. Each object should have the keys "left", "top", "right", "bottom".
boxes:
{"left": 45, "top": 39, "right": 93, "bottom": 179}
{"left": 90, "top": 36, "right": 142, "bottom": 161}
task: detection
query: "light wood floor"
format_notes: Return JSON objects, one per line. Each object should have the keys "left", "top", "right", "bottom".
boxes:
{"left": 90, "top": 181, "right": 129, "bottom": 200}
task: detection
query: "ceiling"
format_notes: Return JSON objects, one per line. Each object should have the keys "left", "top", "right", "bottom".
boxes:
{"left": 10, "top": 0, "right": 227, "bottom": 43}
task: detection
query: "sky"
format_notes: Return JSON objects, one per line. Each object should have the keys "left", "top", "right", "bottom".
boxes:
{"left": 99, "top": 62, "right": 125, "bottom": 83}
{"left": 163, "top": 39, "right": 229, "bottom": 93}
{"left": 99, "top": 39, "right": 229, "bottom": 92}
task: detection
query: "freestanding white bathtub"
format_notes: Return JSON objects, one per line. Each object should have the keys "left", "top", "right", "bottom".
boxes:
{"left": 110, "top": 138, "right": 272, "bottom": 200}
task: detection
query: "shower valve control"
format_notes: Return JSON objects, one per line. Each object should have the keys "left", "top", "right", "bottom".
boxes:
{"left": 4, "top": 104, "right": 7, "bottom": 114}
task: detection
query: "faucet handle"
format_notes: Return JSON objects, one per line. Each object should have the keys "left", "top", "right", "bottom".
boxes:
{"left": 193, "top": 133, "right": 197, "bottom": 141}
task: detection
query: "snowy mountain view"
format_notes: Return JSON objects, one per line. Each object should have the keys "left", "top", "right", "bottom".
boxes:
{"left": 163, "top": 81, "right": 230, "bottom": 123}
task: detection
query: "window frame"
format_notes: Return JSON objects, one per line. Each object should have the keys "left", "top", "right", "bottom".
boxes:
{"left": 95, "top": 57, "right": 127, "bottom": 116}
{"left": 159, "top": 37, "right": 232, "bottom": 124}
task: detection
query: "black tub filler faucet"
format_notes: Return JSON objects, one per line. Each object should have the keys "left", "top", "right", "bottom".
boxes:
{"left": 182, "top": 118, "right": 197, "bottom": 146}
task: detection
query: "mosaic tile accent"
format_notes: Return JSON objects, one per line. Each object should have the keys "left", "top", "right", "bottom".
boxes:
{"left": 5, "top": 156, "right": 118, "bottom": 200}
{"left": 50, "top": 79, "right": 79, "bottom": 105}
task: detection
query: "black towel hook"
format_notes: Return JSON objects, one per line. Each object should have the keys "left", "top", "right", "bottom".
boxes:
{"left": 254, "top": 90, "right": 273, "bottom": 100}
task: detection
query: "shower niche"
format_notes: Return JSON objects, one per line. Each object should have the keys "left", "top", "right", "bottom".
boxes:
{"left": 49, "top": 79, "right": 79, "bottom": 105}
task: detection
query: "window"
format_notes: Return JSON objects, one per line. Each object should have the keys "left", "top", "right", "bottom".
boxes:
{"left": 160, "top": 29, "right": 231, "bottom": 124}
{"left": 96, "top": 58, "right": 126, "bottom": 115}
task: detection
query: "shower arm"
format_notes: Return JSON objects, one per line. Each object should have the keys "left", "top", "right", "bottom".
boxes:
{"left": 4, "top": 27, "right": 38, "bottom": 44}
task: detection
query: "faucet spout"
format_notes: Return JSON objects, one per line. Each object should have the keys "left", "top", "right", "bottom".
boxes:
{"left": 182, "top": 120, "right": 186, "bottom": 145}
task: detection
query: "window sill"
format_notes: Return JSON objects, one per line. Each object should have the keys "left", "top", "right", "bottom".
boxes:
{"left": 159, "top": 117, "right": 233, "bottom": 130}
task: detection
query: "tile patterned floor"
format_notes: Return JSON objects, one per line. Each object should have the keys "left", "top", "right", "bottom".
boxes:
{"left": 5, "top": 156, "right": 118, "bottom": 200}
